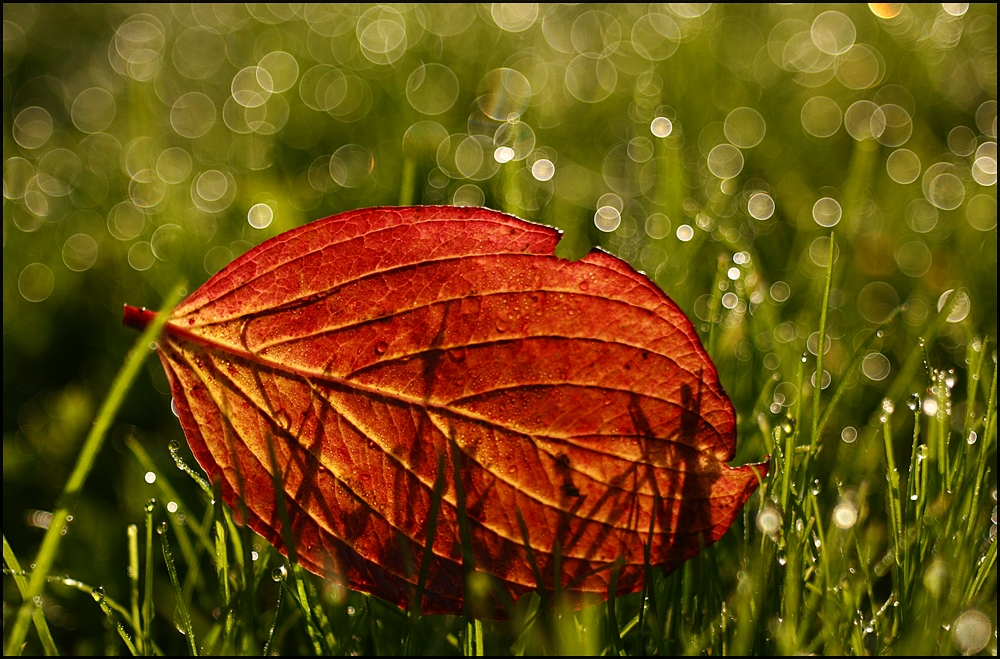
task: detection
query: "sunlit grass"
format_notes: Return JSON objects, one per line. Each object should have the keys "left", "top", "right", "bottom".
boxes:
{"left": 3, "top": 2, "right": 996, "bottom": 656}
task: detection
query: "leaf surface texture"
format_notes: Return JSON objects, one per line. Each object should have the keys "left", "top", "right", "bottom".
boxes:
{"left": 149, "top": 206, "right": 763, "bottom": 614}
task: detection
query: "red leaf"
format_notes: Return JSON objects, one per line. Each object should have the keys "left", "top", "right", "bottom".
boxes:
{"left": 126, "top": 206, "right": 765, "bottom": 616}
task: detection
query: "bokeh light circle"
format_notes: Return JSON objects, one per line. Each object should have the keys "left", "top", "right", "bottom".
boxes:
{"left": 812, "top": 197, "right": 842, "bottom": 227}
{"left": 801, "top": 96, "right": 842, "bottom": 138}
{"left": 748, "top": 192, "right": 775, "bottom": 220}
{"left": 406, "top": 64, "right": 460, "bottom": 115}
{"left": 18, "top": 263, "right": 55, "bottom": 302}
{"left": 724, "top": 107, "right": 766, "bottom": 148}
{"left": 171, "top": 92, "right": 216, "bottom": 138}
{"left": 71, "top": 88, "right": 116, "bottom": 134}
{"left": 531, "top": 158, "right": 555, "bottom": 182}
{"left": 886, "top": 149, "right": 920, "bottom": 184}
{"left": 565, "top": 54, "right": 617, "bottom": 104}
{"left": 707, "top": 144, "right": 744, "bottom": 179}
{"left": 13, "top": 106, "right": 52, "bottom": 149}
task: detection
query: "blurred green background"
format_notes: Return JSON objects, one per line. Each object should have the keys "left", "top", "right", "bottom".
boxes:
{"left": 3, "top": 3, "right": 996, "bottom": 654}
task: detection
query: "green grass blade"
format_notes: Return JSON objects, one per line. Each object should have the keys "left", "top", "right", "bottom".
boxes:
{"left": 92, "top": 586, "right": 139, "bottom": 656}
{"left": 236, "top": 521, "right": 257, "bottom": 655}
{"left": 448, "top": 432, "right": 479, "bottom": 620}
{"left": 779, "top": 420, "right": 794, "bottom": 538}
{"left": 816, "top": 325, "right": 888, "bottom": 435}
{"left": 168, "top": 440, "right": 212, "bottom": 496}
{"left": 159, "top": 524, "right": 198, "bottom": 655}
{"left": 967, "top": 348, "right": 997, "bottom": 539}
{"left": 42, "top": 574, "right": 132, "bottom": 627}
{"left": 409, "top": 455, "right": 446, "bottom": 621}
{"left": 809, "top": 232, "right": 836, "bottom": 456}
{"left": 967, "top": 535, "right": 997, "bottom": 601}
{"left": 605, "top": 560, "right": 625, "bottom": 656}
{"left": 127, "top": 447, "right": 205, "bottom": 604}
{"left": 142, "top": 500, "right": 155, "bottom": 655}
{"left": 211, "top": 479, "right": 237, "bottom": 655}
{"left": 881, "top": 409, "right": 903, "bottom": 568}
{"left": 399, "top": 157, "right": 417, "bottom": 206}
{"left": 707, "top": 254, "right": 725, "bottom": 357}
{"left": 514, "top": 507, "right": 548, "bottom": 607}
{"left": 885, "top": 285, "right": 964, "bottom": 403}
{"left": 3, "top": 281, "right": 186, "bottom": 657}
{"left": 3, "top": 534, "right": 59, "bottom": 656}
{"left": 464, "top": 618, "right": 484, "bottom": 656}
{"left": 127, "top": 524, "right": 141, "bottom": 648}
{"left": 639, "top": 495, "right": 666, "bottom": 657}
{"left": 261, "top": 574, "right": 284, "bottom": 657}
{"left": 127, "top": 437, "right": 210, "bottom": 553}
{"left": 262, "top": 430, "right": 333, "bottom": 654}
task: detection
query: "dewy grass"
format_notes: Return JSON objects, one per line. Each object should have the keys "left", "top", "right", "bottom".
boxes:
{"left": 3, "top": 281, "right": 186, "bottom": 657}
{"left": 43, "top": 326, "right": 986, "bottom": 656}
{"left": 2, "top": 534, "right": 58, "bottom": 656}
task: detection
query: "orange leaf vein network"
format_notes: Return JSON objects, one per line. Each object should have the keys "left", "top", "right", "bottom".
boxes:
{"left": 151, "top": 206, "right": 765, "bottom": 615}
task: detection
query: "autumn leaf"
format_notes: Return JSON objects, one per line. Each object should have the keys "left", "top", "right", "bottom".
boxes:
{"left": 124, "top": 206, "right": 765, "bottom": 616}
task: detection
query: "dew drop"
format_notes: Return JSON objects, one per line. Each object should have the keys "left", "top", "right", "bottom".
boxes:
{"left": 906, "top": 393, "right": 920, "bottom": 411}
{"left": 967, "top": 431, "right": 977, "bottom": 445}
{"left": 145, "top": 499, "right": 157, "bottom": 513}
{"left": 374, "top": 340, "right": 388, "bottom": 355}
{"left": 157, "top": 521, "right": 167, "bottom": 535}
{"left": 271, "top": 565, "right": 287, "bottom": 582}
{"left": 447, "top": 347, "right": 467, "bottom": 363}
{"left": 579, "top": 280, "right": 590, "bottom": 291}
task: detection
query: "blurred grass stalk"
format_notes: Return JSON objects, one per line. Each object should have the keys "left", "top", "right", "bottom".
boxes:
{"left": 3, "top": 282, "right": 186, "bottom": 656}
